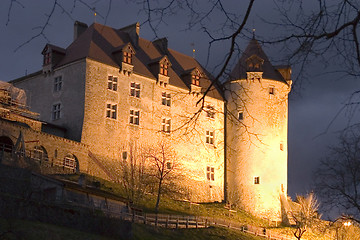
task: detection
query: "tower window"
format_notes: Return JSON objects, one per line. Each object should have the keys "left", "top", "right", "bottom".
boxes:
{"left": 108, "top": 76, "right": 118, "bottom": 91}
{"left": 269, "top": 86, "right": 275, "bottom": 95}
{"left": 254, "top": 176, "right": 260, "bottom": 184}
{"left": 207, "top": 166, "right": 215, "bottom": 181}
{"left": 206, "top": 130, "right": 214, "bottom": 144}
{"left": 238, "top": 112, "right": 244, "bottom": 120}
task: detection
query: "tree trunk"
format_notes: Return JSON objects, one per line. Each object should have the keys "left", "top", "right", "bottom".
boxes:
{"left": 155, "top": 178, "right": 163, "bottom": 213}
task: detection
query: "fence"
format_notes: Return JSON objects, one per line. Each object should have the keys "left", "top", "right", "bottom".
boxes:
{"left": 98, "top": 209, "right": 296, "bottom": 240}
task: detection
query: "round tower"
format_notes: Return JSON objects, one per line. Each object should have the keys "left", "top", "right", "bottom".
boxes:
{"left": 225, "top": 38, "right": 292, "bottom": 220}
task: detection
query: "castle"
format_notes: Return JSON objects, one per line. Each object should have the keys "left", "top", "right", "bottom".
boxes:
{"left": 0, "top": 21, "right": 291, "bottom": 220}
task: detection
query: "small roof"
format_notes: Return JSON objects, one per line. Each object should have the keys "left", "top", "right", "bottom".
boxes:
{"left": 53, "top": 22, "right": 223, "bottom": 100}
{"left": 229, "top": 38, "right": 287, "bottom": 84}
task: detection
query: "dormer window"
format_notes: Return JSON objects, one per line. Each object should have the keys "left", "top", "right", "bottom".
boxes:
{"left": 192, "top": 75, "right": 200, "bottom": 86}
{"left": 159, "top": 58, "right": 170, "bottom": 76}
{"left": 44, "top": 52, "right": 51, "bottom": 65}
{"left": 160, "top": 63, "right": 168, "bottom": 76}
{"left": 246, "top": 55, "right": 264, "bottom": 72}
{"left": 123, "top": 52, "right": 132, "bottom": 64}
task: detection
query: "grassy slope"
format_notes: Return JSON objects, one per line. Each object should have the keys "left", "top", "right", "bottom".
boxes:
{"left": 132, "top": 224, "right": 264, "bottom": 240}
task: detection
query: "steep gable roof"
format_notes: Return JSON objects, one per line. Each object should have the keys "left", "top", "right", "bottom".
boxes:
{"left": 54, "top": 22, "right": 223, "bottom": 100}
{"left": 230, "top": 38, "right": 287, "bottom": 84}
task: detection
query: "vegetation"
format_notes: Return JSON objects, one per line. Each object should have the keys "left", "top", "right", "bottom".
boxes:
{"left": 0, "top": 218, "right": 265, "bottom": 240}
{"left": 0, "top": 218, "right": 114, "bottom": 240}
{"left": 132, "top": 224, "right": 264, "bottom": 240}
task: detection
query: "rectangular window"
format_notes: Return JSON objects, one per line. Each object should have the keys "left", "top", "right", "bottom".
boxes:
{"left": 206, "top": 130, "right": 214, "bottom": 144}
{"left": 160, "top": 63, "right": 168, "bottom": 76}
{"left": 192, "top": 75, "right": 200, "bottom": 86}
{"left": 123, "top": 52, "right": 132, "bottom": 64}
{"left": 108, "top": 76, "right": 118, "bottom": 91}
{"left": 161, "top": 92, "right": 171, "bottom": 106}
{"left": 254, "top": 176, "right": 260, "bottom": 184}
{"left": 130, "top": 82, "right": 141, "bottom": 98}
{"left": 52, "top": 103, "right": 61, "bottom": 120}
{"left": 130, "top": 109, "right": 140, "bottom": 125}
{"left": 106, "top": 104, "right": 117, "bottom": 119}
{"left": 206, "top": 105, "right": 215, "bottom": 118}
{"left": 54, "top": 76, "right": 62, "bottom": 92}
{"left": 64, "top": 156, "right": 76, "bottom": 170}
{"left": 238, "top": 112, "right": 244, "bottom": 120}
{"left": 207, "top": 166, "right": 215, "bottom": 181}
{"left": 162, "top": 118, "right": 171, "bottom": 133}
{"left": 269, "top": 86, "right": 275, "bottom": 95}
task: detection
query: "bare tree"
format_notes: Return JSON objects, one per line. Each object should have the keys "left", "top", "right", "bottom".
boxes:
{"left": 291, "top": 192, "right": 321, "bottom": 240}
{"left": 314, "top": 126, "right": 360, "bottom": 223}
{"left": 143, "top": 141, "right": 182, "bottom": 213}
{"left": 118, "top": 143, "right": 151, "bottom": 206}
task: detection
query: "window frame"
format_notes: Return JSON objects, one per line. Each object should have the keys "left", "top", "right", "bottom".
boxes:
{"left": 206, "top": 105, "right": 215, "bottom": 119}
{"left": 64, "top": 155, "right": 76, "bottom": 170}
{"left": 123, "top": 51, "right": 132, "bottom": 64}
{"left": 192, "top": 74, "right": 200, "bottom": 86}
{"left": 161, "top": 92, "right": 171, "bottom": 106}
{"left": 54, "top": 76, "right": 62, "bottom": 92}
{"left": 238, "top": 112, "right": 244, "bottom": 120}
{"left": 161, "top": 118, "right": 171, "bottom": 133}
{"left": 130, "top": 82, "right": 141, "bottom": 98}
{"left": 206, "top": 166, "right": 215, "bottom": 181}
{"left": 206, "top": 130, "right": 214, "bottom": 145}
{"left": 160, "top": 63, "right": 169, "bottom": 76}
{"left": 52, "top": 103, "right": 61, "bottom": 120}
{"left": 107, "top": 76, "right": 118, "bottom": 91}
{"left": 106, "top": 103, "right": 117, "bottom": 119}
{"left": 254, "top": 176, "right": 260, "bottom": 184}
{"left": 130, "top": 109, "right": 140, "bottom": 125}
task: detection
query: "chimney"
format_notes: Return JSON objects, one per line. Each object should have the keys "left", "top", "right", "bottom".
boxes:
{"left": 74, "top": 21, "right": 88, "bottom": 41}
{"left": 153, "top": 38, "right": 168, "bottom": 54}
{"left": 119, "top": 22, "right": 140, "bottom": 47}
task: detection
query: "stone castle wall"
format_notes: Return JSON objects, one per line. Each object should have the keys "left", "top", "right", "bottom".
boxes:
{"left": 226, "top": 77, "right": 291, "bottom": 219}
{"left": 81, "top": 59, "right": 225, "bottom": 202}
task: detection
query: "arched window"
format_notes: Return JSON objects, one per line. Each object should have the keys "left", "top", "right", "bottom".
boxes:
{"left": 0, "top": 136, "right": 13, "bottom": 153}
{"left": 63, "top": 154, "right": 79, "bottom": 172}
{"left": 33, "top": 146, "right": 48, "bottom": 162}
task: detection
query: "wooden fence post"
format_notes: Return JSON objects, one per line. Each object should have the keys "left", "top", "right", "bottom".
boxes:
{"left": 155, "top": 214, "right": 158, "bottom": 227}
{"left": 186, "top": 217, "right": 189, "bottom": 228}
{"left": 176, "top": 218, "right": 179, "bottom": 229}
{"left": 144, "top": 213, "right": 146, "bottom": 224}
{"left": 166, "top": 215, "right": 169, "bottom": 228}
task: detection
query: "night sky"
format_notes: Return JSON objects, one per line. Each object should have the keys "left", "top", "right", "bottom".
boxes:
{"left": 0, "top": 1, "right": 359, "bottom": 200}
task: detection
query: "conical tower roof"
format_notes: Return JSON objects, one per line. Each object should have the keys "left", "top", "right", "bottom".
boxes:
{"left": 229, "top": 38, "right": 287, "bottom": 84}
